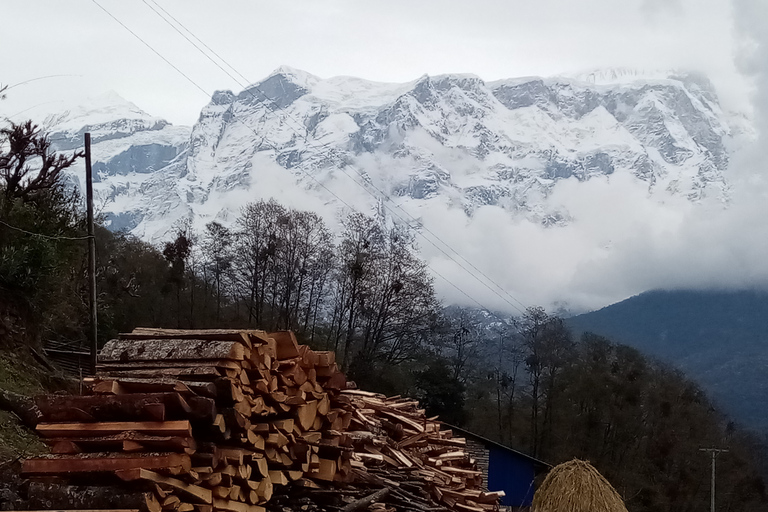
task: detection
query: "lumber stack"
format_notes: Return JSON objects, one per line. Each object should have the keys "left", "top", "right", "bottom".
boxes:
{"left": 336, "top": 389, "right": 505, "bottom": 512}
{"left": 21, "top": 328, "right": 499, "bottom": 512}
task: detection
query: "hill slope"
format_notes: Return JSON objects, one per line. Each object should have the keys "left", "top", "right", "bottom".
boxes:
{"left": 567, "top": 289, "right": 768, "bottom": 430}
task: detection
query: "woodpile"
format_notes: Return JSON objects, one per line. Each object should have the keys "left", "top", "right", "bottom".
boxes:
{"left": 21, "top": 328, "right": 501, "bottom": 512}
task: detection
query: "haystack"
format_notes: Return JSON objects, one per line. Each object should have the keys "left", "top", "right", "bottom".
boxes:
{"left": 532, "top": 459, "right": 628, "bottom": 512}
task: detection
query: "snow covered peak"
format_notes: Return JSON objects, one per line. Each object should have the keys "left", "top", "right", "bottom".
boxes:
{"left": 44, "top": 91, "right": 158, "bottom": 131}
{"left": 267, "top": 65, "right": 321, "bottom": 87}
{"left": 44, "top": 91, "right": 171, "bottom": 150}
{"left": 56, "top": 67, "right": 740, "bottom": 243}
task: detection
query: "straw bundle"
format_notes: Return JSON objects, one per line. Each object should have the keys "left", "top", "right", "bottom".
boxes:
{"left": 532, "top": 459, "right": 628, "bottom": 512}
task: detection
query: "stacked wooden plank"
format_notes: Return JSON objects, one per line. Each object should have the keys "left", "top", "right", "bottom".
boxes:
{"left": 21, "top": 328, "right": 499, "bottom": 512}
{"left": 336, "top": 389, "right": 505, "bottom": 512}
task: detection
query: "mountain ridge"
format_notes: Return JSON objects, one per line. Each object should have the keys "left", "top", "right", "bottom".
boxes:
{"left": 43, "top": 66, "right": 736, "bottom": 243}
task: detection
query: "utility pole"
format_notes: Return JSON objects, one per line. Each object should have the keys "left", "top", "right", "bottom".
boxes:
{"left": 700, "top": 447, "right": 728, "bottom": 512}
{"left": 84, "top": 133, "right": 98, "bottom": 376}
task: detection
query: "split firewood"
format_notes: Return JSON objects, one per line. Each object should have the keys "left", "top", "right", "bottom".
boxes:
{"left": 21, "top": 327, "right": 501, "bottom": 512}
{"left": 99, "top": 338, "right": 247, "bottom": 362}
{"left": 22, "top": 452, "right": 192, "bottom": 476}
{"left": 44, "top": 432, "right": 196, "bottom": 454}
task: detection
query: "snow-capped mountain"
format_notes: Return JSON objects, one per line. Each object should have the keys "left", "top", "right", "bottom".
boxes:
{"left": 44, "top": 93, "right": 191, "bottom": 231}
{"left": 48, "top": 67, "right": 734, "bottom": 242}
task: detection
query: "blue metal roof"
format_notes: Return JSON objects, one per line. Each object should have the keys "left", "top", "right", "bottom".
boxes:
{"left": 441, "top": 423, "right": 551, "bottom": 470}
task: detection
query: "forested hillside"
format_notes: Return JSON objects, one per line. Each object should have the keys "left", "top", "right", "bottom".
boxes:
{"left": 567, "top": 289, "right": 768, "bottom": 430}
{"left": 1, "top": 118, "right": 767, "bottom": 512}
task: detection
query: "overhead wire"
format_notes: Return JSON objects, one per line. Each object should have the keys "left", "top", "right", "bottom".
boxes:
{"left": 90, "top": 0, "right": 210, "bottom": 98}
{"left": 0, "top": 219, "right": 92, "bottom": 241}
{"left": 142, "top": 0, "right": 530, "bottom": 315}
{"left": 89, "top": 0, "right": 530, "bottom": 317}
{"left": 5, "top": 75, "right": 83, "bottom": 91}
{"left": 111, "top": 0, "right": 527, "bottom": 316}
{"left": 141, "top": 0, "right": 528, "bottom": 314}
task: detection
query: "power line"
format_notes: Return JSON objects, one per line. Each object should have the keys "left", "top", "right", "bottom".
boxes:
{"left": 90, "top": 0, "right": 528, "bottom": 318}
{"left": 143, "top": 0, "right": 250, "bottom": 85}
{"left": 113, "top": 0, "right": 527, "bottom": 315}
{"left": 140, "top": 0, "right": 528, "bottom": 314}
{"left": 90, "top": 0, "right": 210, "bottom": 98}
{"left": 6, "top": 75, "right": 83, "bottom": 91}
{"left": 0, "top": 219, "right": 92, "bottom": 241}
{"left": 140, "top": 0, "right": 529, "bottom": 315}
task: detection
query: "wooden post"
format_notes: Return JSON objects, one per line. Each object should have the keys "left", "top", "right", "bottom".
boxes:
{"left": 85, "top": 132, "right": 98, "bottom": 376}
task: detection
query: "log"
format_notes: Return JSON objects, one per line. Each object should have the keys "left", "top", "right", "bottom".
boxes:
{"left": 309, "top": 458, "right": 337, "bottom": 482}
{"left": 92, "top": 378, "right": 217, "bottom": 399}
{"left": 314, "top": 351, "right": 335, "bottom": 367}
{"left": 36, "top": 420, "right": 192, "bottom": 438}
{"left": 23, "top": 510, "right": 141, "bottom": 512}
{"left": 43, "top": 432, "right": 196, "bottom": 454}
{"left": 49, "top": 440, "right": 82, "bottom": 454}
{"left": 268, "top": 470, "right": 288, "bottom": 486}
{"left": 34, "top": 393, "right": 215, "bottom": 422}
{"left": 212, "top": 498, "right": 265, "bottom": 512}
{"left": 99, "top": 339, "right": 245, "bottom": 363}
{"left": 323, "top": 371, "right": 348, "bottom": 390}
{"left": 22, "top": 452, "right": 191, "bottom": 475}
{"left": 26, "top": 482, "right": 157, "bottom": 512}
{"left": 98, "top": 360, "right": 241, "bottom": 371}
{"left": 99, "top": 367, "right": 224, "bottom": 381}
{"left": 297, "top": 401, "right": 318, "bottom": 431}
{"left": 340, "top": 488, "right": 391, "bottom": 512}
{"left": 116, "top": 468, "right": 212, "bottom": 504}
{"left": 0, "top": 389, "right": 41, "bottom": 426}
{"left": 267, "top": 331, "right": 299, "bottom": 360}
{"left": 124, "top": 328, "right": 267, "bottom": 344}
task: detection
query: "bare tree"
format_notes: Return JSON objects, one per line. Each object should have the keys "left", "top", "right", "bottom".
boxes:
{"left": 200, "top": 221, "right": 233, "bottom": 323}
{"left": 234, "top": 200, "right": 286, "bottom": 327}
{"left": 519, "top": 306, "right": 573, "bottom": 456}
{"left": 0, "top": 121, "right": 83, "bottom": 207}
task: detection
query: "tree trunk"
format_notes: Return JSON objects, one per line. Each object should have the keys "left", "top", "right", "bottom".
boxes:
{"left": 0, "top": 390, "right": 41, "bottom": 427}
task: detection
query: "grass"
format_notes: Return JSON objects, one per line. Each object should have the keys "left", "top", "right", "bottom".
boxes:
{"left": 0, "top": 348, "right": 74, "bottom": 460}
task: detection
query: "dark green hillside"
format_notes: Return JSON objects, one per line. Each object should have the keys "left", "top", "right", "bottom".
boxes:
{"left": 568, "top": 289, "right": 768, "bottom": 430}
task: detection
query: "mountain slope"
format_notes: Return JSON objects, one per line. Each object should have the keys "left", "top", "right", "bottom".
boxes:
{"left": 567, "top": 289, "right": 768, "bottom": 431}
{"left": 48, "top": 67, "right": 734, "bottom": 242}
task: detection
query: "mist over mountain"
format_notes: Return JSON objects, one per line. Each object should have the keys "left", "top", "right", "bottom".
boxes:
{"left": 42, "top": 67, "right": 757, "bottom": 312}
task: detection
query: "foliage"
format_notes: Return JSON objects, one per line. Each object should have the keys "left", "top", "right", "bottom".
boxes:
{"left": 0, "top": 121, "right": 82, "bottom": 205}
{"left": 0, "top": 120, "right": 85, "bottom": 347}
{"left": 567, "top": 289, "right": 768, "bottom": 430}
{"left": 458, "top": 321, "right": 768, "bottom": 512}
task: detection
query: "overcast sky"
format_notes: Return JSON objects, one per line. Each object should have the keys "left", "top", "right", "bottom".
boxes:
{"left": 1, "top": 0, "right": 753, "bottom": 125}
{"left": 3, "top": 0, "right": 768, "bottom": 313}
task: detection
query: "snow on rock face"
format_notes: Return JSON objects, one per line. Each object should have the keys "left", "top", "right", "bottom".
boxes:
{"left": 48, "top": 70, "right": 735, "bottom": 242}
{"left": 46, "top": 92, "right": 191, "bottom": 234}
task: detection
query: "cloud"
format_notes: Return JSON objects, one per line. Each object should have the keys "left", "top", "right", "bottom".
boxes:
{"left": 641, "top": 0, "right": 683, "bottom": 18}
{"left": 410, "top": 164, "right": 768, "bottom": 314}
{"left": 732, "top": 0, "right": 768, "bottom": 141}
